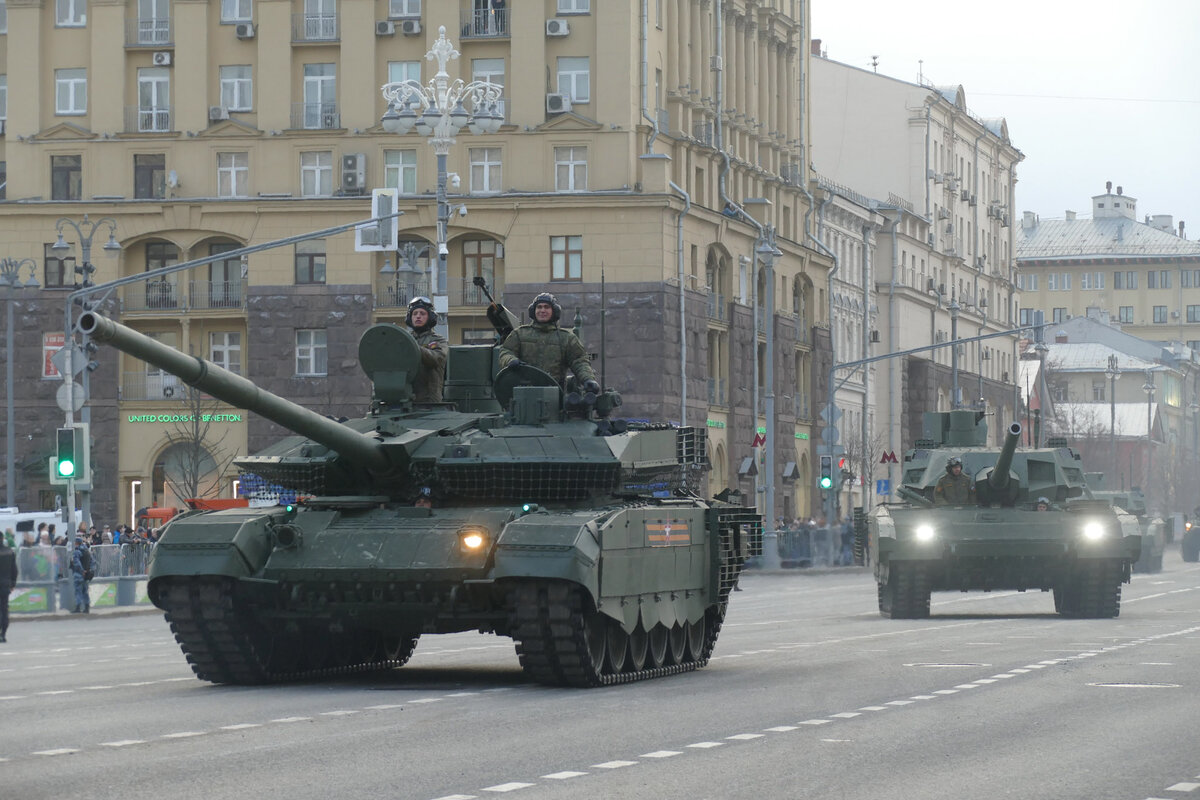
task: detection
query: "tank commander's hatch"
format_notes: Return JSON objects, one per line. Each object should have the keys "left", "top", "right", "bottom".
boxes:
{"left": 359, "top": 323, "right": 421, "bottom": 406}
{"left": 492, "top": 363, "right": 561, "bottom": 409}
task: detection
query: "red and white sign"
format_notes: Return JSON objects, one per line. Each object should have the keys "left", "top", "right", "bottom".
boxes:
{"left": 43, "top": 332, "right": 65, "bottom": 379}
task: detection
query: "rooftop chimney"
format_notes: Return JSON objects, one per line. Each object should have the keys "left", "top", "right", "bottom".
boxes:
{"left": 1106, "top": 180, "right": 1112, "bottom": 193}
{"left": 811, "top": 38, "right": 822, "bottom": 56}
{"left": 1055, "top": 331, "right": 1069, "bottom": 343}
{"left": 1117, "top": 186, "right": 1123, "bottom": 195}
{"left": 1065, "top": 210, "right": 1076, "bottom": 221}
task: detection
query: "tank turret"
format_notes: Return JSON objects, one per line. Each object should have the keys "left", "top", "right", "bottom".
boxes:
{"left": 974, "top": 422, "right": 1022, "bottom": 506}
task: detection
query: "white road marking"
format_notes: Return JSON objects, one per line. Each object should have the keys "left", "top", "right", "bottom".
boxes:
{"left": 686, "top": 741, "right": 724, "bottom": 748}
{"left": 765, "top": 726, "right": 799, "bottom": 732}
{"left": 1165, "top": 782, "right": 1200, "bottom": 791}
{"left": 726, "top": 733, "right": 764, "bottom": 741}
{"left": 271, "top": 717, "right": 311, "bottom": 723}
{"left": 886, "top": 700, "right": 914, "bottom": 706}
{"left": 859, "top": 706, "right": 888, "bottom": 711}
{"left": 799, "top": 719, "right": 832, "bottom": 725}
{"left": 100, "top": 740, "right": 146, "bottom": 747}
{"left": 640, "top": 750, "right": 682, "bottom": 758}
{"left": 830, "top": 712, "right": 860, "bottom": 719}
{"left": 591, "top": 760, "right": 637, "bottom": 769}
{"left": 482, "top": 783, "right": 534, "bottom": 792}
{"left": 161, "top": 731, "right": 205, "bottom": 739}
{"left": 954, "top": 684, "right": 981, "bottom": 689}
{"left": 365, "top": 704, "right": 405, "bottom": 710}
{"left": 34, "top": 748, "right": 80, "bottom": 756}
{"left": 411, "top": 698, "right": 442, "bottom": 704}
{"left": 542, "top": 771, "right": 587, "bottom": 779}
{"left": 933, "top": 689, "right": 959, "bottom": 695}
{"left": 220, "top": 724, "right": 262, "bottom": 731}
{"left": 431, "top": 795, "right": 477, "bottom": 800}
{"left": 320, "top": 710, "right": 360, "bottom": 716}
{"left": 910, "top": 695, "right": 939, "bottom": 700}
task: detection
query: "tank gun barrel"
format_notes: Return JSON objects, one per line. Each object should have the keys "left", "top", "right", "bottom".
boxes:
{"left": 898, "top": 486, "right": 934, "bottom": 508}
{"left": 988, "top": 422, "right": 1023, "bottom": 490}
{"left": 78, "top": 312, "right": 390, "bottom": 473}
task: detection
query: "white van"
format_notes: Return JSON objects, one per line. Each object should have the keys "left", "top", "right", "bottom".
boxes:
{"left": 0, "top": 507, "right": 75, "bottom": 543}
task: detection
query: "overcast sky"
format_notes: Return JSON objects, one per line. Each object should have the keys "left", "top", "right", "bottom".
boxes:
{"left": 810, "top": 0, "right": 1200, "bottom": 238}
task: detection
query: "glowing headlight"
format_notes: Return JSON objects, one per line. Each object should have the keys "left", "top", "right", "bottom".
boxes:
{"left": 459, "top": 528, "right": 488, "bottom": 552}
{"left": 915, "top": 524, "right": 937, "bottom": 542}
{"left": 1081, "top": 521, "right": 1106, "bottom": 541}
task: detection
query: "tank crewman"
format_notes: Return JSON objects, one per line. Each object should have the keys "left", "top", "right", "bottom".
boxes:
{"left": 933, "top": 456, "right": 975, "bottom": 506}
{"left": 1035, "top": 496, "right": 1051, "bottom": 511}
{"left": 406, "top": 296, "right": 448, "bottom": 403}
{"left": 498, "top": 292, "right": 599, "bottom": 392}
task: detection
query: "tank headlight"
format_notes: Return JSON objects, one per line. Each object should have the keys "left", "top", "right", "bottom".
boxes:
{"left": 459, "top": 527, "right": 488, "bottom": 552}
{"left": 1081, "top": 521, "right": 1106, "bottom": 541}
{"left": 915, "top": 524, "right": 937, "bottom": 542}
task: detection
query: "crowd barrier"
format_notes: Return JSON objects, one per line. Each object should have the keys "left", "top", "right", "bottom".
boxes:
{"left": 9, "top": 543, "right": 154, "bottom": 613}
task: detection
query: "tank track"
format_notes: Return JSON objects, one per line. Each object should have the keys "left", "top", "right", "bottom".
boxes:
{"left": 510, "top": 581, "right": 724, "bottom": 687}
{"left": 1058, "top": 559, "right": 1122, "bottom": 619}
{"left": 157, "top": 577, "right": 418, "bottom": 684}
{"left": 878, "top": 562, "right": 932, "bottom": 619}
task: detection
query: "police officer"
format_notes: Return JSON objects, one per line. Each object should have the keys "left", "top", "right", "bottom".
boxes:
{"left": 933, "top": 456, "right": 975, "bottom": 506}
{"left": 406, "top": 296, "right": 448, "bottom": 403}
{"left": 498, "top": 292, "right": 599, "bottom": 392}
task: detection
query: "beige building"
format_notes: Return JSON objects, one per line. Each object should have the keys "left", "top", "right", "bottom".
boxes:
{"left": 809, "top": 51, "right": 1024, "bottom": 503}
{"left": 0, "top": 0, "right": 832, "bottom": 525}
{"left": 1015, "top": 183, "right": 1200, "bottom": 350}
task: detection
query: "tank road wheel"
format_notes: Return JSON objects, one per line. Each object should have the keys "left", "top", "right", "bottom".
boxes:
{"left": 583, "top": 613, "right": 607, "bottom": 671}
{"left": 626, "top": 625, "right": 649, "bottom": 672}
{"left": 666, "top": 624, "right": 687, "bottom": 666}
{"left": 604, "top": 622, "right": 630, "bottom": 673}
{"left": 684, "top": 617, "right": 706, "bottom": 661}
{"left": 380, "top": 633, "right": 420, "bottom": 667}
{"left": 646, "top": 624, "right": 669, "bottom": 669}
{"left": 879, "top": 562, "right": 931, "bottom": 619}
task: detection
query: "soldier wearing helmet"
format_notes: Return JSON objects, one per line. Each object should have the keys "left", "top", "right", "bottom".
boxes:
{"left": 406, "top": 296, "right": 448, "bottom": 403}
{"left": 933, "top": 456, "right": 975, "bottom": 506}
{"left": 498, "top": 292, "right": 598, "bottom": 392}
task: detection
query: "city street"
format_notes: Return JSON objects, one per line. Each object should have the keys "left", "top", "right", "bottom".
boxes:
{"left": 3, "top": 553, "right": 1200, "bottom": 800}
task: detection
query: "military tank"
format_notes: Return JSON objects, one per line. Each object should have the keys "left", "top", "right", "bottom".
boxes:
{"left": 79, "top": 310, "right": 761, "bottom": 687}
{"left": 1083, "top": 475, "right": 1165, "bottom": 573}
{"left": 860, "top": 410, "right": 1141, "bottom": 619}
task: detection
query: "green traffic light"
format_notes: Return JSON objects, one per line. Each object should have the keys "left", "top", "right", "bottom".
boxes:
{"left": 818, "top": 476, "right": 833, "bottom": 490}
{"left": 57, "top": 459, "right": 76, "bottom": 478}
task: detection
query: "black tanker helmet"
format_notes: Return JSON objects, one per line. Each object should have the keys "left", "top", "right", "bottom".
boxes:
{"left": 406, "top": 296, "right": 438, "bottom": 332}
{"left": 527, "top": 292, "right": 562, "bottom": 324}
{"left": 946, "top": 456, "right": 963, "bottom": 471}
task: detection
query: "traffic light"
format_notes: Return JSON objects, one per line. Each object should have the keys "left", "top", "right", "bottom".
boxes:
{"left": 56, "top": 427, "right": 77, "bottom": 478}
{"left": 51, "top": 423, "right": 89, "bottom": 484}
{"left": 818, "top": 454, "right": 834, "bottom": 490}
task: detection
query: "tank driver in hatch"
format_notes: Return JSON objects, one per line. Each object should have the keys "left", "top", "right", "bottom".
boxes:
{"left": 498, "top": 292, "right": 599, "bottom": 394}
{"left": 406, "top": 296, "right": 448, "bottom": 403}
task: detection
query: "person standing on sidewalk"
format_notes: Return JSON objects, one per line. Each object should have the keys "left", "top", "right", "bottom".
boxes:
{"left": 71, "top": 538, "right": 92, "bottom": 614}
{"left": 0, "top": 535, "right": 17, "bottom": 641}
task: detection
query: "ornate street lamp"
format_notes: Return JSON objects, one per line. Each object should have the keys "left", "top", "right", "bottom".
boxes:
{"left": 1, "top": 258, "right": 40, "bottom": 508}
{"left": 1143, "top": 369, "right": 1156, "bottom": 488}
{"left": 1105, "top": 355, "right": 1121, "bottom": 471}
{"left": 380, "top": 26, "right": 503, "bottom": 336}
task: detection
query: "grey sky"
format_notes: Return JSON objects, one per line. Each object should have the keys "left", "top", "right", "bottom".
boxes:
{"left": 811, "top": 0, "right": 1200, "bottom": 237}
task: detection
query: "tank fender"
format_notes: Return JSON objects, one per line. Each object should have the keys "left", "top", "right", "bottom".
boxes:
{"left": 490, "top": 512, "right": 602, "bottom": 607}
{"left": 871, "top": 508, "right": 897, "bottom": 580}
{"left": 147, "top": 509, "right": 282, "bottom": 601}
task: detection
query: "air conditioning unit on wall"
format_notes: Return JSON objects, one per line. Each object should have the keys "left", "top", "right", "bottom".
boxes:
{"left": 400, "top": 19, "right": 421, "bottom": 35}
{"left": 235, "top": 22, "right": 256, "bottom": 39}
{"left": 546, "top": 18, "right": 570, "bottom": 36}
{"left": 376, "top": 20, "right": 395, "bottom": 36}
{"left": 546, "top": 93, "right": 572, "bottom": 114}
{"left": 208, "top": 106, "right": 229, "bottom": 122}
{"left": 342, "top": 154, "right": 367, "bottom": 194}
{"left": 152, "top": 51, "right": 172, "bottom": 66}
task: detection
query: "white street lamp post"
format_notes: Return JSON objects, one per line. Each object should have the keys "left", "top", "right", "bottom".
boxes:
{"left": 1105, "top": 355, "right": 1121, "bottom": 472}
{"left": 2, "top": 258, "right": 40, "bottom": 508}
{"left": 380, "top": 26, "right": 503, "bottom": 336}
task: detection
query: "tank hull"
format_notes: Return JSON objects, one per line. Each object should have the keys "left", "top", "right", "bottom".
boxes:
{"left": 869, "top": 505, "right": 1141, "bottom": 619}
{"left": 149, "top": 502, "right": 760, "bottom": 686}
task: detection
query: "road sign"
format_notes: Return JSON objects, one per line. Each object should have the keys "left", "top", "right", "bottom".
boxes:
{"left": 820, "top": 425, "right": 839, "bottom": 444}
{"left": 876, "top": 479, "right": 891, "bottom": 495}
{"left": 56, "top": 381, "right": 86, "bottom": 413}
{"left": 819, "top": 404, "right": 843, "bottom": 424}
{"left": 815, "top": 444, "right": 846, "bottom": 457}
{"left": 880, "top": 450, "right": 898, "bottom": 464}
{"left": 751, "top": 432, "right": 766, "bottom": 448}
{"left": 50, "top": 344, "right": 86, "bottom": 377}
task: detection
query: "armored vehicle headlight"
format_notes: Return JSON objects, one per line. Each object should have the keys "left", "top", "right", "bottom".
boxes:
{"left": 914, "top": 524, "right": 936, "bottom": 542}
{"left": 459, "top": 527, "right": 488, "bottom": 552}
{"left": 1081, "top": 521, "right": 1106, "bottom": 541}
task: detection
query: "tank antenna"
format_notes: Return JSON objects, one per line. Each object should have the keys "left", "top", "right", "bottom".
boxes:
{"left": 600, "top": 262, "right": 607, "bottom": 389}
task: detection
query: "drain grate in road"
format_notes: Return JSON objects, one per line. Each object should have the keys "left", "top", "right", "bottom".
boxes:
{"left": 1087, "top": 682, "right": 1181, "bottom": 689}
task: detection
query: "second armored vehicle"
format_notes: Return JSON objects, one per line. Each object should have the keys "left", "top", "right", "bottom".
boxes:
{"left": 860, "top": 410, "right": 1141, "bottom": 619}
{"left": 1084, "top": 475, "right": 1165, "bottom": 573}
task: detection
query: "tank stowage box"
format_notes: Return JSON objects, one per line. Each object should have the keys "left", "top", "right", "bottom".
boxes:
{"left": 80, "top": 312, "right": 760, "bottom": 686}
{"left": 859, "top": 410, "right": 1141, "bottom": 619}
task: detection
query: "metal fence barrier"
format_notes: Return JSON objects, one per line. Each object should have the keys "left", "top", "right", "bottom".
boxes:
{"left": 15, "top": 543, "right": 153, "bottom": 582}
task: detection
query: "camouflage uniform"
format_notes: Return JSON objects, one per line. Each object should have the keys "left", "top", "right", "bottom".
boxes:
{"left": 933, "top": 470, "right": 975, "bottom": 506}
{"left": 412, "top": 328, "right": 448, "bottom": 403}
{"left": 498, "top": 322, "right": 596, "bottom": 388}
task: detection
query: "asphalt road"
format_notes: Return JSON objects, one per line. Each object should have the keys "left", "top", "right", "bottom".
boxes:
{"left": 3, "top": 551, "right": 1200, "bottom": 800}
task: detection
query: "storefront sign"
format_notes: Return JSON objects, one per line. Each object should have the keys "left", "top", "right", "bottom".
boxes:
{"left": 706, "top": 419, "right": 726, "bottom": 429}
{"left": 127, "top": 413, "right": 244, "bottom": 423}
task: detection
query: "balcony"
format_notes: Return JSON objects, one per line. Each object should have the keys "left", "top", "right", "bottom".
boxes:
{"left": 376, "top": 277, "right": 430, "bottom": 309}
{"left": 124, "top": 105, "right": 174, "bottom": 134}
{"left": 121, "top": 372, "right": 181, "bottom": 402}
{"left": 291, "top": 102, "right": 341, "bottom": 130}
{"left": 125, "top": 280, "right": 179, "bottom": 311}
{"left": 121, "top": 279, "right": 246, "bottom": 312}
{"left": 706, "top": 293, "right": 727, "bottom": 322}
{"left": 447, "top": 276, "right": 498, "bottom": 307}
{"left": 461, "top": 5, "right": 509, "bottom": 38}
{"left": 706, "top": 377, "right": 727, "bottom": 407}
{"left": 293, "top": 12, "right": 338, "bottom": 42}
{"left": 126, "top": 16, "right": 172, "bottom": 46}
{"left": 189, "top": 280, "right": 244, "bottom": 310}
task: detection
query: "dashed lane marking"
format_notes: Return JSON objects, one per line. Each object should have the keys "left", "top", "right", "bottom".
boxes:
{"left": 765, "top": 726, "right": 799, "bottom": 732}
{"left": 639, "top": 751, "right": 682, "bottom": 758}
{"left": 1166, "top": 782, "right": 1200, "bottom": 791}
{"left": 591, "top": 760, "right": 637, "bottom": 769}
{"left": 100, "top": 740, "right": 146, "bottom": 748}
{"left": 726, "top": 734, "right": 764, "bottom": 741}
{"left": 686, "top": 742, "right": 723, "bottom": 749}
{"left": 33, "top": 748, "right": 80, "bottom": 756}
{"left": 160, "top": 732, "right": 205, "bottom": 739}
{"left": 482, "top": 782, "right": 534, "bottom": 793}
{"left": 541, "top": 771, "right": 587, "bottom": 780}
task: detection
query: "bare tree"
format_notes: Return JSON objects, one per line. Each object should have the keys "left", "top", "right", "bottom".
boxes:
{"left": 160, "top": 385, "right": 240, "bottom": 503}
{"left": 840, "top": 427, "right": 891, "bottom": 512}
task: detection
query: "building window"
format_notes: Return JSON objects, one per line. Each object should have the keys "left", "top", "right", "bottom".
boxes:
{"left": 294, "top": 239, "right": 326, "bottom": 284}
{"left": 557, "top": 0, "right": 589, "bottom": 12}
{"left": 207, "top": 242, "right": 242, "bottom": 307}
{"left": 384, "top": 149, "right": 416, "bottom": 193}
{"left": 302, "top": 63, "right": 337, "bottom": 129}
{"left": 295, "top": 329, "right": 327, "bottom": 376}
{"left": 1052, "top": 307, "right": 1067, "bottom": 323}
{"left": 1159, "top": 269, "right": 1171, "bottom": 289}
{"left": 1183, "top": 269, "right": 1200, "bottom": 288}
{"left": 0, "top": 75, "right": 7, "bottom": 124}
{"left": 221, "top": 0, "right": 252, "bottom": 22}
{"left": 1125, "top": 271, "right": 1137, "bottom": 289}
{"left": 462, "top": 239, "right": 496, "bottom": 289}
{"left": 386, "top": 61, "right": 421, "bottom": 108}
{"left": 133, "top": 154, "right": 166, "bottom": 199}
{"left": 1080, "top": 272, "right": 1093, "bottom": 290}
{"left": 388, "top": 0, "right": 419, "bottom": 17}
{"left": 300, "top": 150, "right": 332, "bottom": 196}
{"left": 1153, "top": 305, "right": 1168, "bottom": 323}
{"left": 56, "top": 0, "right": 85, "bottom": 26}
{"left": 137, "top": 67, "right": 170, "bottom": 132}
{"left": 469, "top": 147, "right": 501, "bottom": 194}
{"left": 554, "top": 146, "right": 587, "bottom": 192}
{"left": 219, "top": 65, "right": 252, "bottom": 111}
{"left": 1118, "top": 306, "right": 1134, "bottom": 323}
{"left": 217, "top": 152, "right": 248, "bottom": 197}
{"left": 1188, "top": 305, "right": 1200, "bottom": 323}
{"left": 556, "top": 57, "right": 590, "bottom": 103}
{"left": 51, "top": 154, "right": 82, "bottom": 200}
{"left": 550, "top": 235, "right": 582, "bottom": 280}
{"left": 471, "top": 57, "right": 504, "bottom": 117}
{"left": 1188, "top": 340, "right": 1200, "bottom": 352}
{"left": 0, "top": 1, "right": 7, "bottom": 33}
{"left": 1060, "top": 273, "right": 1071, "bottom": 290}
{"left": 1092, "top": 381, "right": 1105, "bottom": 402}
{"left": 1148, "top": 270, "right": 1157, "bottom": 289}
{"left": 55, "top": 68, "right": 87, "bottom": 115}
{"left": 144, "top": 241, "right": 179, "bottom": 308}
{"left": 1018, "top": 308, "right": 1034, "bottom": 326}
{"left": 1113, "top": 271, "right": 1122, "bottom": 290}
{"left": 1046, "top": 273, "right": 1056, "bottom": 291}
{"left": 210, "top": 332, "right": 242, "bottom": 374}
{"left": 44, "top": 243, "right": 74, "bottom": 288}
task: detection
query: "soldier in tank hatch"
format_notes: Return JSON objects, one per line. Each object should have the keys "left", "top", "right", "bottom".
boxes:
{"left": 498, "top": 292, "right": 599, "bottom": 393}
{"left": 933, "top": 456, "right": 975, "bottom": 506}
{"left": 405, "top": 296, "right": 448, "bottom": 403}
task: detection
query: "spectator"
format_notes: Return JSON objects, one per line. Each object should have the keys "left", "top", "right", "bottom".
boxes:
{"left": 20, "top": 529, "right": 36, "bottom": 548}
{"left": 0, "top": 534, "right": 16, "bottom": 642}
{"left": 3, "top": 528, "right": 14, "bottom": 549}
{"left": 101, "top": 524, "right": 113, "bottom": 544}
{"left": 70, "top": 537, "right": 92, "bottom": 613}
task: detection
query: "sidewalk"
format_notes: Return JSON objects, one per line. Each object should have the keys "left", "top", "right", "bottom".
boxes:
{"left": 11, "top": 604, "right": 161, "bottom": 623}
{"left": 7, "top": 577, "right": 158, "bottom": 622}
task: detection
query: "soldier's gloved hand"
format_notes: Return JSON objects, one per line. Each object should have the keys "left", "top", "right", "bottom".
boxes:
{"left": 509, "top": 359, "right": 524, "bottom": 369}
{"left": 583, "top": 380, "right": 600, "bottom": 395}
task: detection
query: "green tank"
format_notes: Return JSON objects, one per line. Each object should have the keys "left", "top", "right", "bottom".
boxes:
{"left": 79, "top": 311, "right": 761, "bottom": 686}
{"left": 1083, "top": 474, "right": 1165, "bottom": 573}
{"left": 861, "top": 410, "right": 1141, "bottom": 619}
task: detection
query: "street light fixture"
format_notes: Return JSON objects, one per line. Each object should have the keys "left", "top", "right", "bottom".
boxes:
{"left": 380, "top": 25, "right": 503, "bottom": 337}
{"left": 1105, "top": 355, "right": 1121, "bottom": 472}
{"left": 378, "top": 241, "right": 431, "bottom": 307}
{"left": 2, "top": 257, "right": 40, "bottom": 508}
{"left": 1143, "top": 369, "right": 1156, "bottom": 489}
